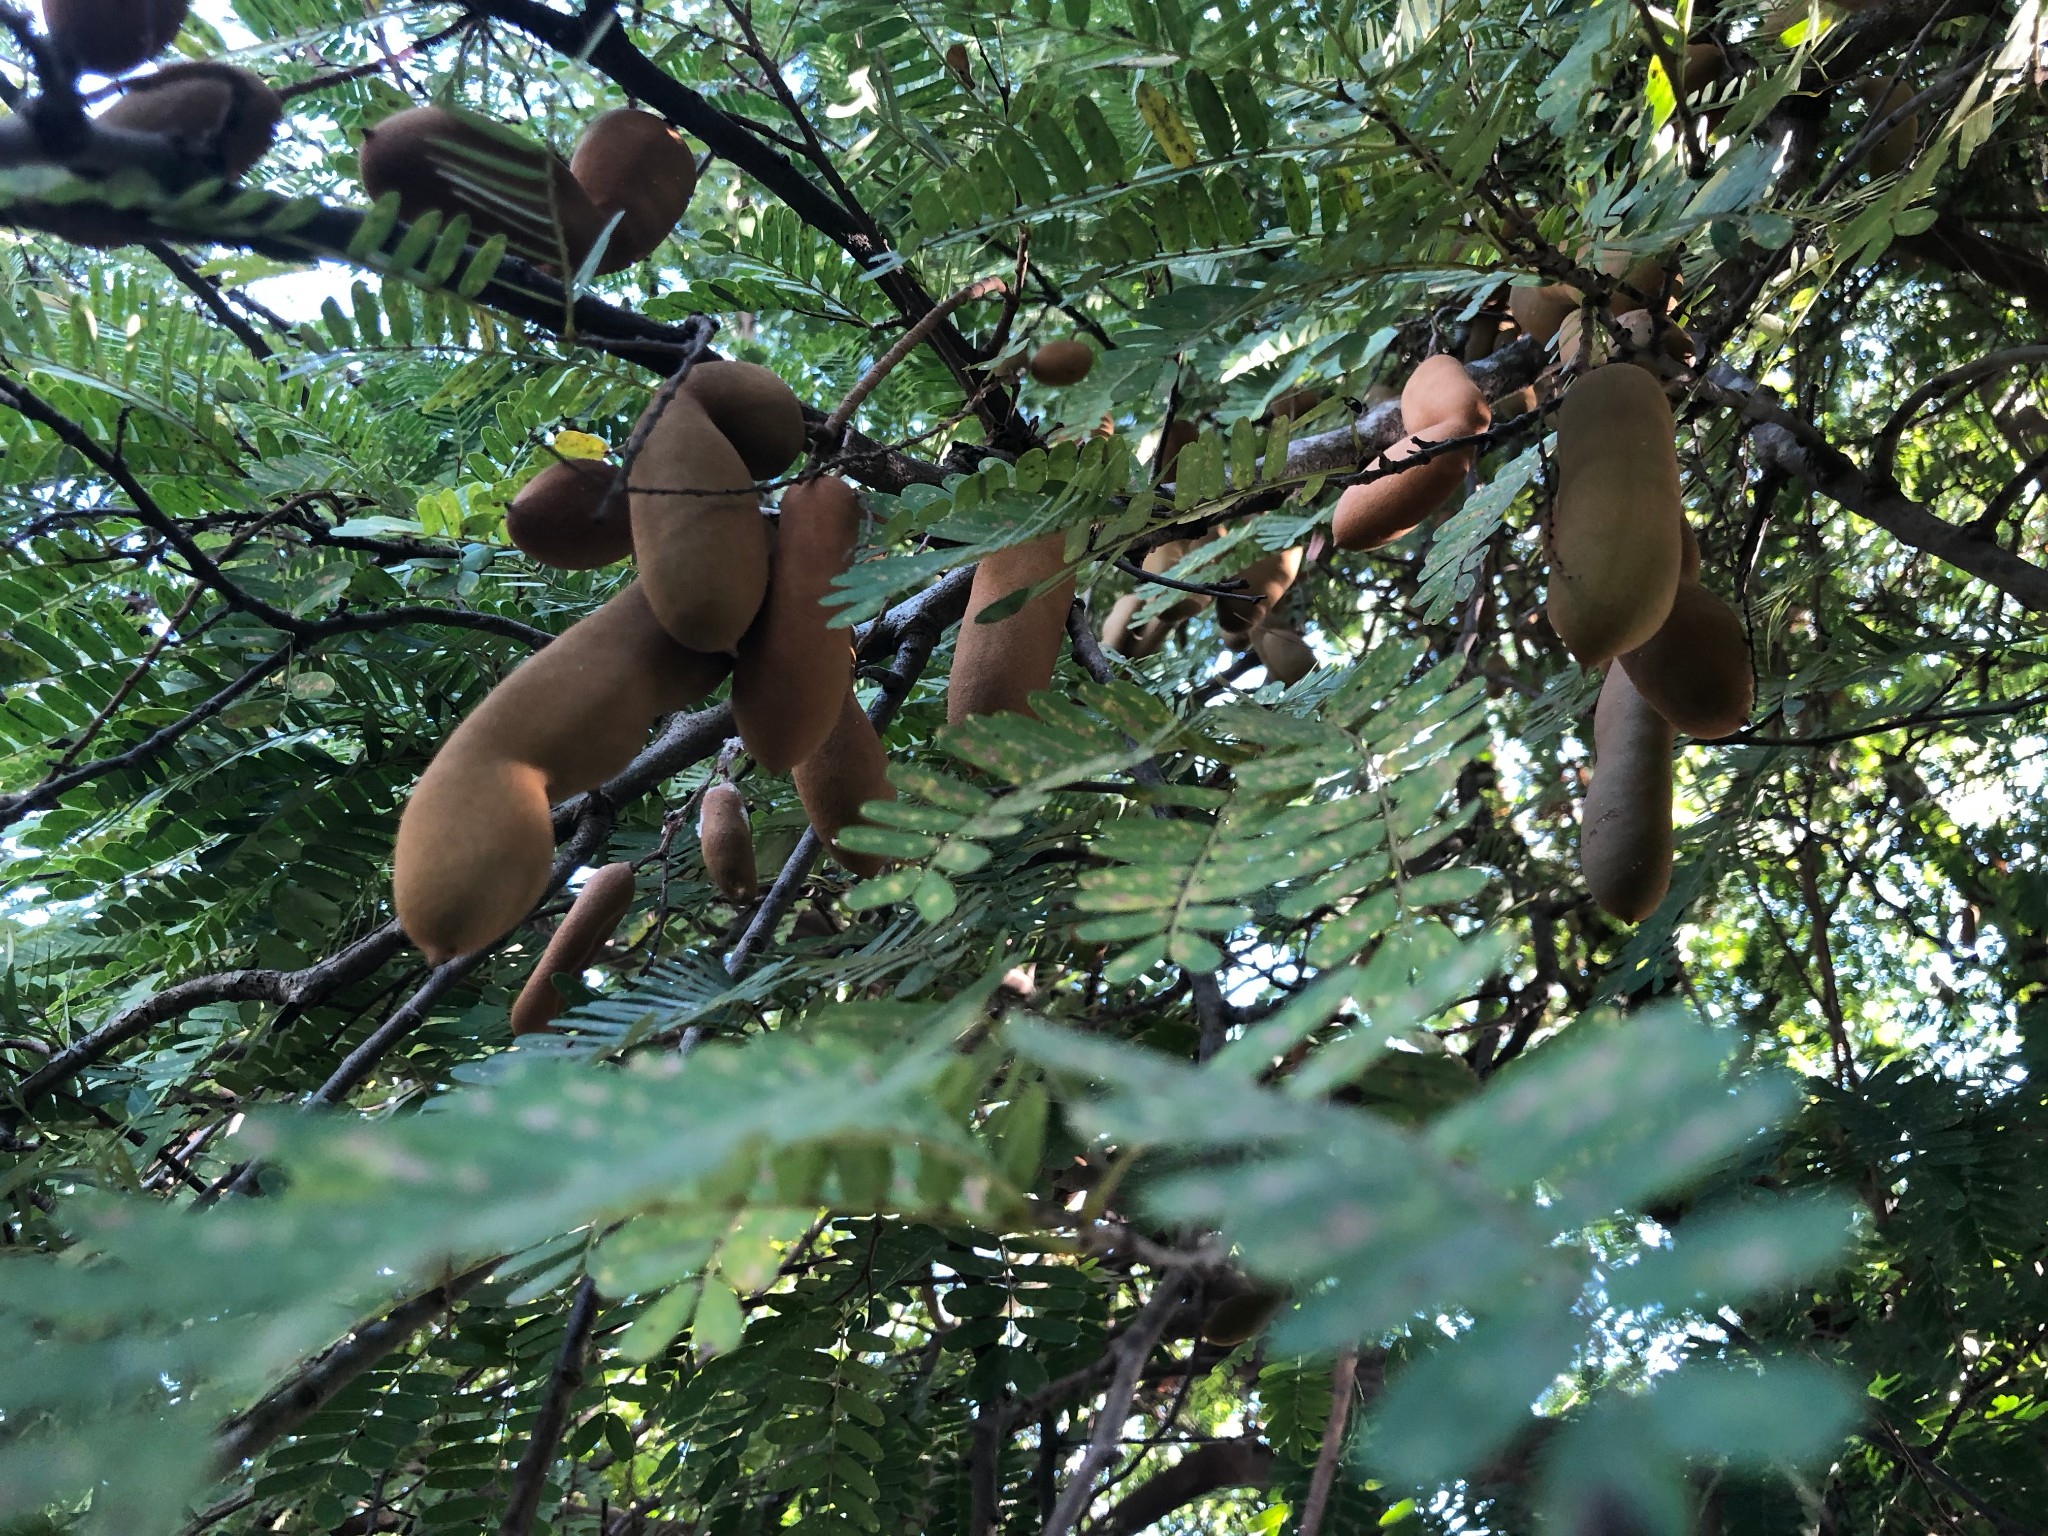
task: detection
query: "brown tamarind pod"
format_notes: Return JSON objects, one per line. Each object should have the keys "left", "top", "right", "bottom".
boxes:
{"left": 1201, "top": 1289, "right": 1283, "bottom": 1347}
{"left": 509, "top": 862, "right": 635, "bottom": 1036}
{"left": 1099, "top": 592, "right": 1147, "bottom": 657}
{"left": 629, "top": 389, "right": 772, "bottom": 654}
{"left": 1028, "top": 340, "right": 1095, "bottom": 386}
{"left": 1580, "top": 665, "right": 1674, "bottom": 922}
{"left": 568, "top": 108, "right": 697, "bottom": 274}
{"left": 1618, "top": 579, "right": 1753, "bottom": 739}
{"left": 42, "top": 0, "right": 187, "bottom": 78}
{"left": 732, "top": 474, "right": 861, "bottom": 772}
{"left": 945, "top": 41, "right": 974, "bottom": 84}
{"left": 97, "top": 62, "right": 280, "bottom": 181}
{"left": 1493, "top": 383, "right": 1541, "bottom": 420}
{"left": 1507, "top": 283, "right": 1580, "bottom": 343}
{"left": 1545, "top": 364, "right": 1683, "bottom": 665}
{"left": 1215, "top": 546, "right": 1302, "bottom": 638}
{"left": 1331, "top": 357, "right": 1490, "bottom": 551}
{"left": 1250, "top": 624, "right": 1315, "bottom": 684}
{"left": 679, "top": 360, "right": 807, "bottom": 480}
{"left": 1156, "top": 419, "right": 1199, "bottom": 480}
{"left": 793, "top": 690, "right": 895, "bottom": 878}
{"left": 1860, "top": 81, "right": 1919, "bottom": 174}
{"left": 1682, "top": 42, "right": 1726, "bottom": 97}
{"left": 1601, "top": 250, "right": 1678, "bottom": 314}
{"left": 505, "top": 458, "right": 633, "bottom": 569}
{"left": 393, "top": 582, "right": 729, "bottom": 962}
{"left": 949, "top": 534, "right": 1074, "bottom": 722}
{"left": 1270, "top": 387, "right": 1324, "bottom": 421}
{"left": 359, "top": 105, "right": 602, "bottom": 271}
{"left": 698, "top": 783, "right": 760, "bottom": 904}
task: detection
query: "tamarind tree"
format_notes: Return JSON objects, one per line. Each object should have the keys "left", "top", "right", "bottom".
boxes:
{"left": 2, "top": 0, "right": 2046, "bottom": 1529}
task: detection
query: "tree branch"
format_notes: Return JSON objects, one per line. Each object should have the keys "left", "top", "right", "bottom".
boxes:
{"left": 497, "top": 1277, "right": 601, "bottom": 1536}
{"left": 1098, "top": 1439, "right": 1275, "bottom": 1536}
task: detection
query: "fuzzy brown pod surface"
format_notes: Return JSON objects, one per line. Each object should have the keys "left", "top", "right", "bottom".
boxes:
{"left": 698, "top": 783, "right": 760, "bottom": 905}
{"left": 1580, "top": 665, "right": 1675, "bottom": 922}
{"left": 793, "top": 691, "right": 896, "bottom": 878}
{"left": 98, "top": 62, "right": 281, "bottom": 181}
{"left": 509, "top": 863, "right": 636, "bottom": 1036}
{"left": 733, "top": 475, "right": 860, "bottom": 773}
{"left": 43, "top": 0, "right": 187, "bottom": 78}
{"left": 505, "top": 458, "right": 633, "bottom": 570}
{"left": 392, "top": 583, "right": 728, "bottom": 962}
{"left": 570, "top": 108, "right": 698, "bottom": 273}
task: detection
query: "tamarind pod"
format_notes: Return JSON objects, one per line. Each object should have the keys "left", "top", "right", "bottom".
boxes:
{"left": 793, "top": 690, "right": 895, "bottom": 878}
{"left": 945, "top": 41, "right": 974, "bottom": 85}
{"left": 568, "top": 108, "right": 697, "bottom": 274}
{"left": 42, "top": 0, "right": 187, "bottom": 78}
{"left": 1545, "top": 364, "right": 1683, "bottom": 665}
{"left": 1679, "top": 517, "right": 1701, "bottom": 580}
{"left": 509, "top": 862, "right": 635, "bottom": 1036}
{"left": 698, "top": 783, "right": 760, "bottom": 904}
{"left": 677, "top": 360, "right": 807, "bottom": 480}
{"left": 359, "top": 105, "right": 602, "bottom": 271}
{"left": 1028, "top": 340, "right": 1095, "bottom": 386}
{"left": 1463, "top": 308, "right": 1513, "bottom": 362}
{"left": 1156, "top": 419, "right": 1199, "bottom": 480}
{"left": 1493, "top": 383, "right": 1541, "bottom": 419}
{"left": 98, "top": 62, "right": 280, "bottom": 181}
{"left": 1250, "top": 624, "right": 1315, "bottom": 684}
{"left": 1601, "top": 251, "right": 1679, "bottom": 314}
{"left": 949, "top": 534, "right": 1075, "bottom": 723}
{"left": 1682, "top": 42, "right": 1727, "bottom": 97}
{"left": 1215, "top": 547, "right": 1302, "bottom": 637}
{"left": 732, "top": 474, "right": 861, "bottom": 772}
{"left": 630, "top": 390, "right": 772, "bottom": 653}
{"left": 1332, "top": 360, "right": 1488, "bottom": 553}
{"left": 1580, "top": 665, "right": 1674, "bottom": 922}
{"left": 1507, "top": 283, "right": 1580, "bottom": 343}
{"left": 1100, "top": 592, "right": 1147, "bottom": 657}
{"left": 1201, "top": 1289, "right": 1284, "bottom": 1347}
{"left": 1861, "top": 81, "right": 1918, "bottom": 174}
{"left": 1618, "top": 578, "right": 1753, "bottom": 739}
{"left": 505, "top": 458, "right": 633, "bottom": 569}
{"left": 1130, "top": 616, "right": 1180, "bottom": 657}
{"left": 1402, "top": 355, "right": 1486, "bottom": 424}
{"left": 1270, "top": 387, "right": 1324, "bottom": 421}
{"left": 393, "top": 582, "right": 728, "bottom": 961}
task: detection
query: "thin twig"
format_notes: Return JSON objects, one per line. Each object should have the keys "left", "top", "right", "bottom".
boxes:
{"left": 814, "top": 275, "right": 1009, "bottom": 459}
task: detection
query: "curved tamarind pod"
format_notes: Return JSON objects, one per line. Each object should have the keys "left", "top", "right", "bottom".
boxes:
{"left": 43, "top": 0, "right": 187, "bottom": 78}
{"left": 793, "top": 690, "right": 895, "bottom": 878}
{"left": 733, "top": 475, "right": 860, "bottom": 772}
{"left": 1250, "top": 624, "right": 1315, "bottom": 684}
{"left": 949, "top": 534, "right": 1074, "bottom": 722}
{"left": 1100, "top": 592, "right": 1147, "bottom": 657}
{"left": 1507, "top": 283, "right": 1580, "bottom": 343}
{"left": 1216, "top": 546, "right": 1302, "bottom": 639}
{"left": 98, "top": 62, "right": 280, "bottom": 181}
{"left": 698, "top": 783, "right": 760, "bottom": 904}
{"left": 1332, "top": 358, "right": 1490, "bottom": 552}
{"left": 1580, "top": 665, "right": 1674, "bottom": 922}
{"left": 393, "top": 583, "right": 729, "bottom": 961}
{"left": 1492, "top": 383, "right": 1541, "bottom": 420}
{"left": 505, "top": 458, "right": 633, "bottom": 569}
{"left": 509, "top": 862, "right": 635, "bottom": 1036}
{"left": 629, "top": 389, "right": 772, "bottom": 654}
{"left": 1860, "top": 81, "right": 1919, "bottom": 174}
{"left": 1156, "top": 419, "right": 1199, "bottom": 480}
{"left": 1545, "top": 364, "right": 1683, "bottom": 665}
{"left": 678, "top": 360, "right": 807, "bottom": 480}
{"left": 1618, "top": 578, "right": 1752, "bottom": 739}
{"left": 569, "top": 108, "right": 697, "bottom": 274}
{"left": 359, "top": 105, "right": 602, "bottom": 271}
{"left": 1028, "top": 340, "right": 1095, "bottom": 386}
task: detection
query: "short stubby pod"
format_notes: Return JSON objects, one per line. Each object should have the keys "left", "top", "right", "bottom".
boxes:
{"left": 1580, "top": 665, "right": 1675, "bottom": 922}
{"left": 505, "top": 458, "right": 633, "bottom": 569}
{"left": 98, "top": 62, "right": 281, "bottom": 182}
{"left": 1028, "top": 340, "right": 1094, "bottom": 386}
{"left": 949, "top": 534, "right": 1074, "bottom": 722}
{"left": 698, "top": 782, "right": 759, "bottom": 904}
{"left": 1216, "top": 546, "right": 1302, "bottom": 641}
{"left": 732, "top": 475, "right": 861, "bottom": 772}
{"left": 392, "top": 583, "right": 729, "bottom": 961}
{"left": 1507, "top": 283, "right": 1580, "bottom": 343}
{"left": 570, "top": 108, "right": 697, "bottom": 273}
{"left": 509, "top": 862, "right": 636, "bottom": 1036}
{"left": 359, "top": 105, "right": 603, "bottom": 271}
{"left": 43, "top": 0, "right": 187, "bottom": 78}
{"left": 1545, "top": 364, "right": 1683, "bottom": 665}
{"left": 1619, "top": 578, "right": 1753, "bottom": 740}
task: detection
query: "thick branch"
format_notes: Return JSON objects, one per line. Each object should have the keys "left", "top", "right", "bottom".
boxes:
{"left": 1098, "top": 1439, "right": 1275, "bottom": 1536}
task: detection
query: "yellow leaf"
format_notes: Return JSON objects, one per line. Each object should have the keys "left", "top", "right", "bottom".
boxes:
{"left": 551, "top": 429, "right": 609, "bottom": 459}
{"left": 1135, "top": 82, "right": 1199, "bottom": 170}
